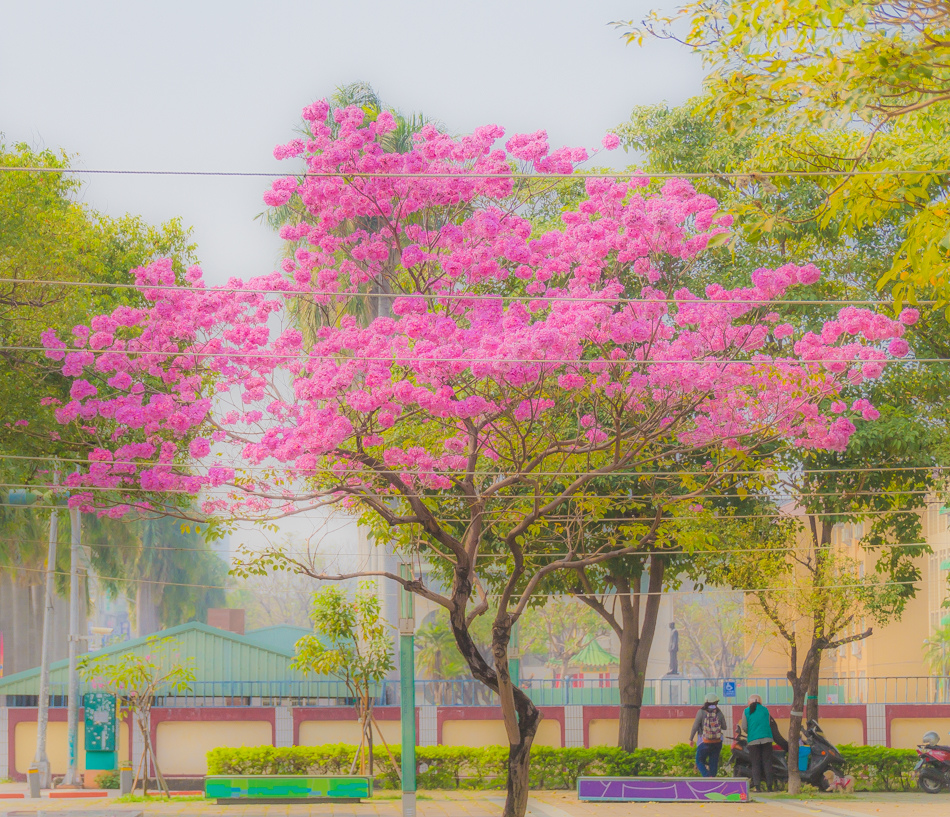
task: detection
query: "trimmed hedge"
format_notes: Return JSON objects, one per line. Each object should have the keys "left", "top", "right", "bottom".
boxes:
{"left": 207, "top": 743, "right": 728, "bottom": 790}
{"left": 206, "top": 743, "right": 919, "bottom": 791}
{"left": 836, "top": 745, "right": 920, "bottom": 792}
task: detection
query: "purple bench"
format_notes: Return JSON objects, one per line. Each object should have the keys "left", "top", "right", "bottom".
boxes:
{"left": 577, "top": 776, "right": 749, "bottom": 803}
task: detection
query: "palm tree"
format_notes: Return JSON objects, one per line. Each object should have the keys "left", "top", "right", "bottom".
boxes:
{"left": 127, "top": 513, "right": 227, "bottom": 636}
{"left": 261, "top": 82, "right": 443, "bottom": 341}
{"left": 415, "top": 617, "right": 468, "bottom": 705}
{"left": 0, "top": 499, "right": 68, "bottom": 674}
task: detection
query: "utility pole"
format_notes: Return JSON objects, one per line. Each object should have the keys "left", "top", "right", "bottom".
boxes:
{"left": 31, "top": 465, "right": 60, "bottom": 791}
{"left": 397, "top": 562, "right": 416, "bottom": 817}
{"left": 63, "top": 507, "right": 83, "bottom": 787}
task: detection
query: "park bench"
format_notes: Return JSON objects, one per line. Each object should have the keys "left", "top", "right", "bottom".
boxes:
{"left": 577, "top": 776, "right": 749, "bottom": 803}
{"left": 205, "top": 774, "right": 372, "bottom": 804}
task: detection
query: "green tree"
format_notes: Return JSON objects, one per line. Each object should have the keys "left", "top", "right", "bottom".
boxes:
{"left": 707, "top": 512, "right": 913, "bottom": 790}
{"left": 611, "top": 100, "right": 947, "bottom": 780}
{"left": 617, "top": 1, "right": 950, "bottom": 310}
{"left": 126, "top": 515, "right": 227, "bottom": 636}
{"left": 78, "top": 636, "right": 196, "bottom": 797}
{"left": 672, "top": 592, "right": 763, "bottom": 678}
{"left": 292, "top": 584, "right": 396, "bottom": 776}
{"left": 0, "top": 141, "right": 195, "bottom": 465}
{"left": 415, "top": 615, "right": 468, "bottom": 680}
{"left": 520, "top": 597, "right": 609, "bottom": 680}
{"left": 0, "top": 142, "right": 198, "bottom": 662}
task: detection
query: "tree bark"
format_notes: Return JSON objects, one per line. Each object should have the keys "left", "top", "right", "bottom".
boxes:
{"left": 616, "top": 559, "right": 665, "bottom": 751}
{"left": 786, "top": 645, "right": 821, "bottom": 795}
{"left": 448, "top": 590, "right": 540, "bottom": 817}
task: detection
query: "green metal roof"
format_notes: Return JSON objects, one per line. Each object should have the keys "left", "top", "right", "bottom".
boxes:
{"left": 0, "top": 621, "right": 331, "bottom": 697}
{"left": 243, "top": 625, "right": 312, "bottom": 655}
{"left": 571, "top": 640, "right": 618, "bottom": 669}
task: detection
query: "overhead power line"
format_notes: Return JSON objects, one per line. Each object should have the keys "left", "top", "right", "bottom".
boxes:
{"left": 0, "top": 451, "right": 945, "bottom": 479}
{"left": 0, "top": 456, "right": 945, "bottom": 479}
{"left": 0, "top": 535, "right": 932, "bottom": 559}
{"left": 0, "top": 480, "right": 939, "bottom": 502}
{"left": 0, "top": 500, "right": 941, "bottom": 524}
{"left": 4, "top": 345, "right": 939, "bottom": 365}
{"left": 0, "top": 561, "right": 923, "bottom": 598}
{"left": 3, "top": 166, "right": 950, "bottom": 180}
{"left": 0, "top": 276, "right": 937, "bottom": 306}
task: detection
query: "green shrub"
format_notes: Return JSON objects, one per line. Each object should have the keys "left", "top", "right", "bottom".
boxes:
{"left": 838, "top": 745, "right": 919, "bottom": 792}
{"left": 94, "top": 770, "right": 120, "bottom": 790}
{"left": 206, "top": 742, "right": 916, "bottom": 791}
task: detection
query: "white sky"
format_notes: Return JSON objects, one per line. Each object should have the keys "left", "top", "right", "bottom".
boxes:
{"left": 2, "top": 0, "right": 704, "bottom": 562}
{"left": 1, "top": 0, "right": 703, "bottom": 285}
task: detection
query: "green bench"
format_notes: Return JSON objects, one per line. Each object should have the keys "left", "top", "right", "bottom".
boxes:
{"left": 205, "top": 774, "right": 372, "bottom": 803}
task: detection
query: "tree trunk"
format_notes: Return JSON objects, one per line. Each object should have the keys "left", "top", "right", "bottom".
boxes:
{"left": 787, "top": 644, "right": 821, "bottom": 795}
{"left": 448, "top": 592, "right": 540, "bottom": 817}
{"left": 786, "top": 674, "right": 806, "bottom": 795}
{"left": 138, "top": 718, "right": 150, "bottom": 796}
{"left": 505, "top": 703, "right": 541, "bottom": 817}
{"left": 617, "top": 558, "right": 665, "bottom": 752}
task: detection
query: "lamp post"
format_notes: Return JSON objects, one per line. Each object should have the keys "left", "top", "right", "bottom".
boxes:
{"left": 22, "top": 466, "right": 60, "bottom": 791}
{"left": 510, "top": 618, "right": 521, "bottom": 687}
{"left": 397, "top": 562, "right": 416, "bottom": 817}
{"left": 62, "top": 507, "right": 83, "bottom": 787}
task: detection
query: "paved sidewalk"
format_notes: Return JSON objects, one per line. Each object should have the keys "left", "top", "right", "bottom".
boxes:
{"left": 0, "top": 790, "right": 946, "bottom": 817}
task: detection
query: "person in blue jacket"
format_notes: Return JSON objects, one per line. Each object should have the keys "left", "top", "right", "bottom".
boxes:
{"left": 739, "top": 694, "right": 775, "bottom": 792}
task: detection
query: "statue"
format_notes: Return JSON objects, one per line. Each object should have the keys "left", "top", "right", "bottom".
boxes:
{"left": 667, "top": 621, "right": 679, "bottom": 675}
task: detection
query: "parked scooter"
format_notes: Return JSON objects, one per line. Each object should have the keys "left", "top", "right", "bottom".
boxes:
{"left": 731, "top": 718, "right": 788, "bottom": 787}
{"left": 731, "top": 719, "right": 845, "bottom": 791}
{"left": 916, "top": 731, "right": 950, "bottom": 794}
{"left": 799, "top": 720, "right": 847, "bottom": 790}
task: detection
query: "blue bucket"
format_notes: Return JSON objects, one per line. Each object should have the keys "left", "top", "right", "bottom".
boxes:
{"left": 798, "top": 745, "right": 811, "bottom": 771}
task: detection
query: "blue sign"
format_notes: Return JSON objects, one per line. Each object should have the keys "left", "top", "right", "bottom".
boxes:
{"left": 722, "top": 681, "right": 737, "bottom": 699}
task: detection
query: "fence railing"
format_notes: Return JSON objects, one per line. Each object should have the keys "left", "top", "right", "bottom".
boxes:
{"left": 5, "top": 675, "right": 950, "bottom": 708}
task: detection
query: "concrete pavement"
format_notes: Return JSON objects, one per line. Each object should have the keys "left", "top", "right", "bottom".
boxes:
{"left": 0, "top": 789, "right": 946, "bottom": 817}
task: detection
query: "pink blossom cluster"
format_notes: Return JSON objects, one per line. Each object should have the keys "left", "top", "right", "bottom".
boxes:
{"left": 38, "top": 103, "right": 914, "bottom": 518}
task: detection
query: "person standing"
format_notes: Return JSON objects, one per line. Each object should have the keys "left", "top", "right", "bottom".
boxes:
{"left": 740, "top": 694, "right": 775, "bottom": 792}
{"left": 689, "top": 693, "right": 726, "bottom": 777}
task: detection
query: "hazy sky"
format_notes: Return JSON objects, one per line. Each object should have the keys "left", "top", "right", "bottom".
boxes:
{"left": 2, "top": 0, "right": 703, "bottom": 285}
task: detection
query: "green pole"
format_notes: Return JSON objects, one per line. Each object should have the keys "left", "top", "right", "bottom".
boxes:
{"left": 509, "top": 618, "right": 521, "bottom": 687}
{"left": 398, "top": 563, "right": 416, "bottom": 817}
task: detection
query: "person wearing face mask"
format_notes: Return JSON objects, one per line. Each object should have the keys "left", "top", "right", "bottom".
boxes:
{"left": 689, "top": 693, "right": 727, "bottom": 777}
{"left": 739, "top": 694, "right": 775, "bottom": 792}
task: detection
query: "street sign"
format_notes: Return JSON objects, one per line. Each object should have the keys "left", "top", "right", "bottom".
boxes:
{"left": 722, "top": 681, "right": 737, "bottom": 699}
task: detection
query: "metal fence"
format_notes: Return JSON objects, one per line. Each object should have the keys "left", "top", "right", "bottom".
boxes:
{"left": 5, "top": 675, "right": 950, "bottom": 708}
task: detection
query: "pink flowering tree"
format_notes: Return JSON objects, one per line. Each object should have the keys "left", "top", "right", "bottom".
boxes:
{"left": 40, "top": 104, "right": 912, "bottom": 816}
